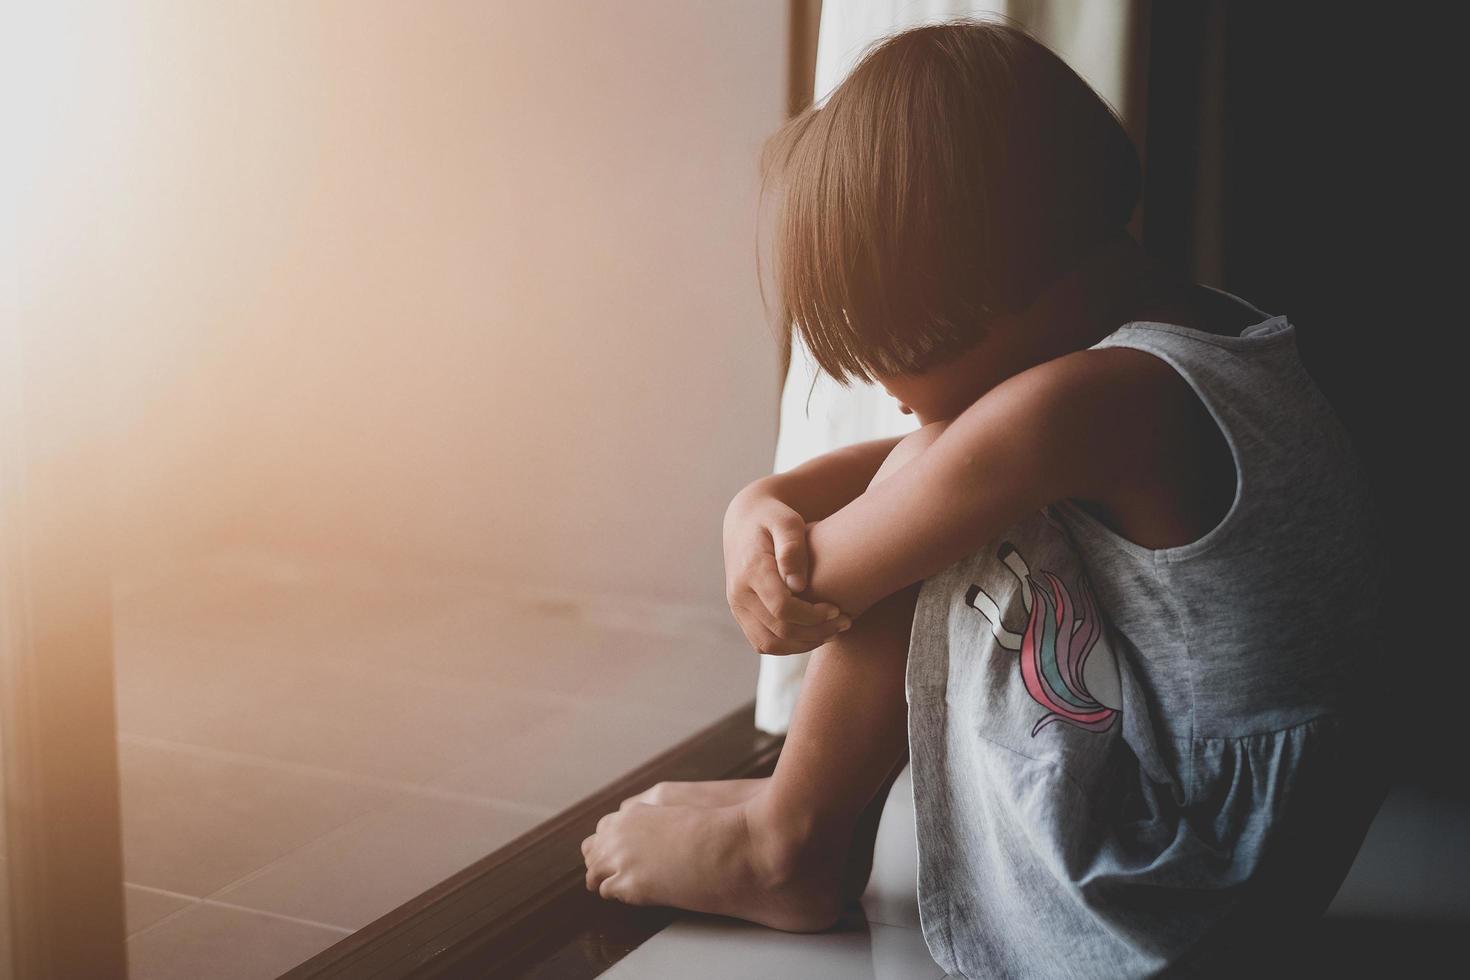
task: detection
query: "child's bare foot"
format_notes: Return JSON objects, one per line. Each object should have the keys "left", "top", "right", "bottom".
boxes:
{"left": 619, "top": 777, "right": 768, "bottom": 811}
{"left": 581, "top": 796, "right": 846, "bottom": 933}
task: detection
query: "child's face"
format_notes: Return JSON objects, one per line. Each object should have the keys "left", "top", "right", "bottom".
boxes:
{"left": 872, "top": 309, "right": 1049, "bottom": 426}
{"left": 874, "top": 368, "right": 989, "bottom": 428}
{"left": 873, "top": 338, "right": 1001, "bottom": 427}
{"left": 875, "top": 374, "right": 923, "bottom": 422}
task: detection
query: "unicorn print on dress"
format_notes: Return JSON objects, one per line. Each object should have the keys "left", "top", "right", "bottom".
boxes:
{"left": 963, "top": 539, "right": 1122, "bottom": 737}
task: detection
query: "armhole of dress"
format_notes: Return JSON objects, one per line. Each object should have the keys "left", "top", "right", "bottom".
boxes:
{"left": 1059, "top": 337, "right": 1248, "bottom": 565}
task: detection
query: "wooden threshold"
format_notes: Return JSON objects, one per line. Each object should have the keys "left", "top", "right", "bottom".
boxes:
{"left": 280, "top": 701, "right": 783, "bottom": 980}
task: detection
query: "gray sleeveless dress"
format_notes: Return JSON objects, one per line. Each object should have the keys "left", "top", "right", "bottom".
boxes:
{"left": 904, "top": 287, "right": 1391, "bottom": 978}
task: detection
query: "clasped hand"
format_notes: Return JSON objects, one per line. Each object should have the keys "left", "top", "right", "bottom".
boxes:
{"left": 723, "top": 485, "right": 851, "bottom": 655}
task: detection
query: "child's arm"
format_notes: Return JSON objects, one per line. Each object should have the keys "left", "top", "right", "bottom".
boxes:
{"left": 798, "top": 352, "right": 1127, "bottom": 619}
{"left": 738, "top": 433, "right": 908, "bottom": 523}
{"left": 721, "top": 434, "right": 905, "bottom": 655}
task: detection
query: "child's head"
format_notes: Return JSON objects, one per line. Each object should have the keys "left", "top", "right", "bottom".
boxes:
{"left": 759, "top": 18, "right": 1141, "bottom": 389}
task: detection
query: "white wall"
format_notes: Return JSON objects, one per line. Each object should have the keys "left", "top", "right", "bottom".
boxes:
{"left": 17, "top": 1, "right": 788, "bottom": 606}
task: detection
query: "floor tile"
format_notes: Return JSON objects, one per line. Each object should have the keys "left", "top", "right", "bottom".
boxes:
{"left": 427, "top": 700, "right": 707, "bottom": 811}
{"left": 125, "top": 885, "right": 196, "bottom": 937}
{"left": 337, "top": 593, "right": 758, "bottom": 723}
{"left": 599, "top": 913, "right": 947, "bottom": 980}
{"left": 211, "top": 793, "right": 544, "bottom": 930}
{"left": 114, "top": 600, "right": 559, "bottom": 787}
{"left": 126, "top": 903, "right": 346, "bottom": 980}
{"left": 111, "top": 563, "right": 451, "bottom": 677}
{"left": 118, "top": 739, "right": 396, "bottom": 897}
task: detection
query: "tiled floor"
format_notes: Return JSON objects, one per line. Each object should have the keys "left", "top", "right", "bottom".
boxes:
{"left": 111, "top": 548, "right": 756, "bottom": 979}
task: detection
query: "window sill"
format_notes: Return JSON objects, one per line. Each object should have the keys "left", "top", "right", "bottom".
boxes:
{"left": 281, "top": 701, "right": 783, "bottom": 979}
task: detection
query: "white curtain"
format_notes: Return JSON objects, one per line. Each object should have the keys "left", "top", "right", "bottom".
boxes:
{"left": 755, "top": 0, "right": 1147, "bottom": 734}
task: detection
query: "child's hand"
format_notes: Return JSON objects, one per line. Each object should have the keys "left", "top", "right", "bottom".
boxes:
{"left": 723, "top": 486, "right": 852, "bottom": 655}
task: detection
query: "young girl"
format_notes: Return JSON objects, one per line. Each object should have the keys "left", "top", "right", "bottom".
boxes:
{"left": 582, "top": 20, "right": 1389, "bottom": 977}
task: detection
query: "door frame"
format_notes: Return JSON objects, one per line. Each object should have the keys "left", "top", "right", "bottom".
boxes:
{"left": 2, "top": 268, "right": 129, "bottom": 979}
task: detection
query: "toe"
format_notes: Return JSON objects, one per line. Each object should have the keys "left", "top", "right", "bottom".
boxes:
{"left": 583, "top": 852, "right": 606, "bottom": 892}
{"left": 581, "top": 834, "right": 601, "bottom": 891}
{"left": 597, "top": 872, "right": 625, "bottom": 902}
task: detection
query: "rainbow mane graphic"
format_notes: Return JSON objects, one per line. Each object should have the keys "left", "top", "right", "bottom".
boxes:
{"left": 963, "top": 542, "right": 1119, "bottom": 737}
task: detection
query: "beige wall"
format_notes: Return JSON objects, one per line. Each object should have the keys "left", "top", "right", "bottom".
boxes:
{"left": 16, "top": 1, "right": 788, "bottom": 606}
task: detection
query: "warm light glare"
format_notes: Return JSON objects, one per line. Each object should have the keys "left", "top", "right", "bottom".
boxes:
{"left": 9, "top": 1, "right": 783, "bottom": 603}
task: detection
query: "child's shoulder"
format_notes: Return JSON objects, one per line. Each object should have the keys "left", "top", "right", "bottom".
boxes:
{"left": 1000, "top": 341, "right": 1220, "bottom": 473}
{"left": 1001, "top": 344, "right": 1237, "bottom": 551}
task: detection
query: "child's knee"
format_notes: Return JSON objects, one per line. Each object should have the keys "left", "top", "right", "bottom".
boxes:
{"left": 870, "top": 420, "right": 951, "bottom": 488}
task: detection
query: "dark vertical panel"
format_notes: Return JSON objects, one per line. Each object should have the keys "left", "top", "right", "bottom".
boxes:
{"left": 787, "top": 0, "right": 822, "bottom": 117}
{"left": 1145, "top": 5, "right": 1440, "bottom": 787}
{"left": 1139, "top": 1, "right": 1211, "bottom": 283}
{"left": 776, "top": 0, "right": 823, "bottom": 397}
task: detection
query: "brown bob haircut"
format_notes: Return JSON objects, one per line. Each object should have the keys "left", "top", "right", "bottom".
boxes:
{"left": 758, "top": 18, "right": 1141, "bottom": 387}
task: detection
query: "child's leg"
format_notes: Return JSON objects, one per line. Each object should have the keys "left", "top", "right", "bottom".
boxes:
{"left": 581, "top": 424, "right": 944, "bottom": 932}
{"left": 620, "top": 752, "right": 909, "bottom": 907}
{"left": 580, "top": 580, "right": 920, "bottom": 931}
